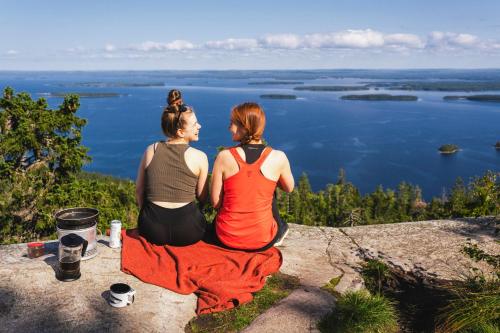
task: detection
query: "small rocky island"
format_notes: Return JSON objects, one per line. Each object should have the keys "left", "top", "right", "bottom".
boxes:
{"left": 260, "top": 94, "right": 297, "bottom": 100}
{"left": 438, "top": 144, "right": 460, "bottom": 154}
{"left": 443, "top": 95, "right": 500, "bottom": 102}
{"left": 341, "top": 94, "right": 418, "bottom": 101}
{"left": 495, "top": 141, "right": 500, "bottom": 149}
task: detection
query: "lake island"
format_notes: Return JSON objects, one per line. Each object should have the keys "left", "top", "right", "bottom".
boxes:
{"left": 341, "top": 94, "right": 418, "bottom": 101}
{"left": 438, "top": 144, "right": 460, "bottom": 154}
{"left": 260, "top": 94, "right": 297, "bottom": 100}
{"left": 443, "top": 95, "right": 500, "bottom": 102}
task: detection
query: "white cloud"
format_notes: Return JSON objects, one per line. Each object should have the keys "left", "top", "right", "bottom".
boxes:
{"left": 6, "top": 49, "right": 19, "bottom": 55}
{"left": 93, "top": 29, "right": 499, "bottom": 60}
{"left": 205, "top": 38, "right": 258, "bottom": 50}
{"left": 273, "top": 30, "right": 415, "bottom": 50}
{"left": 427, "top": 31, "right": 480, "bottom": 50}
{"left": 325, "top": 29, "right": 385, "bottom": 48}
{"left": 385, "top": 33, "right": 424, "bottom": 49}
{"left": 66, "top": 46, "right": 86, "bottom": 53}
{"left": 104, "top": 44, "right": 116, "bottom": 52}
{"left": 450, "top": 33, "right": 478, "bottom": 47}
{"left": 133, "top": 40, "right": 195, "bottom": 52}
{"left": 165, "top": 40, "right": 195, "bottom": 51}
{"left": 261, "top": 34, "right": 302, "bottom": 49}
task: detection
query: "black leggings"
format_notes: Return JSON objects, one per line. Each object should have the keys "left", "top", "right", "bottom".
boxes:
{"left": 138, "top": 201, "right": 206, "bottom": 246}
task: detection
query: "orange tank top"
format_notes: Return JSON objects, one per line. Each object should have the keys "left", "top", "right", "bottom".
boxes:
{"left": 216, "top": 146, "right": 278, "bottom": 250}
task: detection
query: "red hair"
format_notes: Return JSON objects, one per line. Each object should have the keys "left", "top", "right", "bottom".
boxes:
{"left": 230, "top": 102, "right": 266, "bottom": 144}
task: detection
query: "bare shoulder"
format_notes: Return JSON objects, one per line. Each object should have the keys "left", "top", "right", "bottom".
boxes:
{"left": 187, "top": 146, "right": 208, "bottom": 160}
{"left": 145, "top": 143, "right": 157, "bottom": 154}
{"left": 145, "top": 142, "right": 160, "bottom": 158}
{"left": 216, "top": 148, "right": 232, "bottom": 160}
{"left": 186, "top": 147, "right": 208, "bottom": 171}
{"left": 268, "top": 148, "right": 288, "bottom": 163}
{"left": 142, "top": 143, "right": 158, "bottom": 168}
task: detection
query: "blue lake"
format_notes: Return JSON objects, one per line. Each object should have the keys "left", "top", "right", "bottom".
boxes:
{"left": 1, "top": 70, "right": 499, "bottom": 199}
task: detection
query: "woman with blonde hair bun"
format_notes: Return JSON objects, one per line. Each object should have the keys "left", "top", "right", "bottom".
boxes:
{"left": 210, "top": 102, "right": 294, "bottom": 251}
{"left": 135, "top": 89, "right": 208, "bottom": 246}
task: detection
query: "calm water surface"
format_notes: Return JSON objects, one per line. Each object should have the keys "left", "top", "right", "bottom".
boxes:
{"left": 1, "top": 70, "right": 499, "bottom": 199}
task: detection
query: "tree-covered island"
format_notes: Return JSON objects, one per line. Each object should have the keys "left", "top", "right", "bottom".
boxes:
{"left": 61, "top": 82, "right": 165, "bottom": 88}
{"left": 443, "top": 95, "right": 500, "bottom": 102}
{"left": 341, "top": 94, "right": 418, "bottom": 101}
{"left": 495, "top": 141, "right": 500, "bottom": 149}
{"left": 294, "top": 85, "right": 369, "bottom": 91}
{"left": 438, "top": 144, "right": 460, "bottom": 154}
{"left": 249, "top": 81, "right": 304, "bottom": 85}
{"left": 260, "top": 94, "right": 297, "bottom": 100}
{"left": 40, "top": 92, "right": 124, "bottom": 98}
{"left": 369, "top": 81, "right": 500, "bottom": 92}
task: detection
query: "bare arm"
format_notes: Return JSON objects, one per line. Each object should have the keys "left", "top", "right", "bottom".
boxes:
{"left": 277, "top": 153, "right": 294, "bottom": 193}
{"left": 135, "top": 152, "right": 147, "bottom": 210}
{"left": 210, "top": 151, "right": 225, "bottom": 209}
{"left": 196, "top": 152, "right": 209, "bottom": 205}
{"left": 135, "top": 144, "right": 155, "bottom": 210}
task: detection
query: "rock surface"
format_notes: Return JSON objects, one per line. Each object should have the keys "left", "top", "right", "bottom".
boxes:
{"left": 0, "top": 218, "right": 498, "bottom": 333}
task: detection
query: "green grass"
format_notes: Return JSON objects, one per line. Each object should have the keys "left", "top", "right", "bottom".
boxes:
{"left": 185, "top": 272, "right": 300, "bottom": 333}
{"left": 459, "top": 322, "right": 500, "bottom": 333}
{"left": 319, "top": 290, "right": 398, "bottom": 333}
{"left": 437, "top": 277, "right": 500, "bottom": 333}
{"left": 360, "top": 259, "right": 395, "bottom": 295}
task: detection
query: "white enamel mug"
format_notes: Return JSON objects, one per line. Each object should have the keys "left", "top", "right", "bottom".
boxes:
{"left": 109, "top": 283, "right": 135, "bottom": 308}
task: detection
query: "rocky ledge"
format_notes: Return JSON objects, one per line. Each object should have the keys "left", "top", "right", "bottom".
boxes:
{"left": 0, "top": 218, "right": 498, "bottom": 333}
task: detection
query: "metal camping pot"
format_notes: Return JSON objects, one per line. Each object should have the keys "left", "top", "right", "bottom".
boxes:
{"left": 55, "top": 207, "right": 99, "bottom": 260}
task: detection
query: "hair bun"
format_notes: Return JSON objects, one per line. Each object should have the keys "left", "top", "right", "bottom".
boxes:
{"left": 168, "top": 89, "right": 182, "bottom": 106}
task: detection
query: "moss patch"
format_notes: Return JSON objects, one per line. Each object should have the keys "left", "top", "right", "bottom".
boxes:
{"left": 321, "top": 275, "right": 343, "bottom": 297}
{"left": 185, "top": 272, "right": 300, "bottom": 333}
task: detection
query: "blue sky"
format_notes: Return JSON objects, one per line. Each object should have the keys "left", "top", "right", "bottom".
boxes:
{"left": 2, "top": 0, "right": 500, "bottom": 70}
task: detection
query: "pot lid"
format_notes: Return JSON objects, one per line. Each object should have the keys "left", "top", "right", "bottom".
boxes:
{"left": 60, "top": 233, "right": 84, "bottom": 248}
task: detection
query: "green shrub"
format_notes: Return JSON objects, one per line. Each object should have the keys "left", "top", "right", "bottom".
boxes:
{"left": 319, "top": 290, "right": 398, "bottom": 333}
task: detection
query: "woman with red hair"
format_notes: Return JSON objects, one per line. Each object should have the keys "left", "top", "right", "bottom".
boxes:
{"left": 210, "top": 102, "right": 294, "bottom": 251}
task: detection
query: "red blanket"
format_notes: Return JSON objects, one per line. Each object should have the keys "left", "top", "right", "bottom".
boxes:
{"left": 121, "top": 229, "right": 282, "bottom": 314}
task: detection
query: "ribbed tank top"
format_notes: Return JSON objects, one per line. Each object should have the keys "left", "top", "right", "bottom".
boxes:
{"left": 145, "top": 143, "right": 198, "bottom": 203}
{"left": 216, "top": 146, "right": 278, "bottom": 249}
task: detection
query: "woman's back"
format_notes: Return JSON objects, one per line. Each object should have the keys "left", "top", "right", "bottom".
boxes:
{"left": 145, "top": 143, "right": 198, "bottom": 203}
{"left": 216, "top": 146, "right": 278, "bottom": 249}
